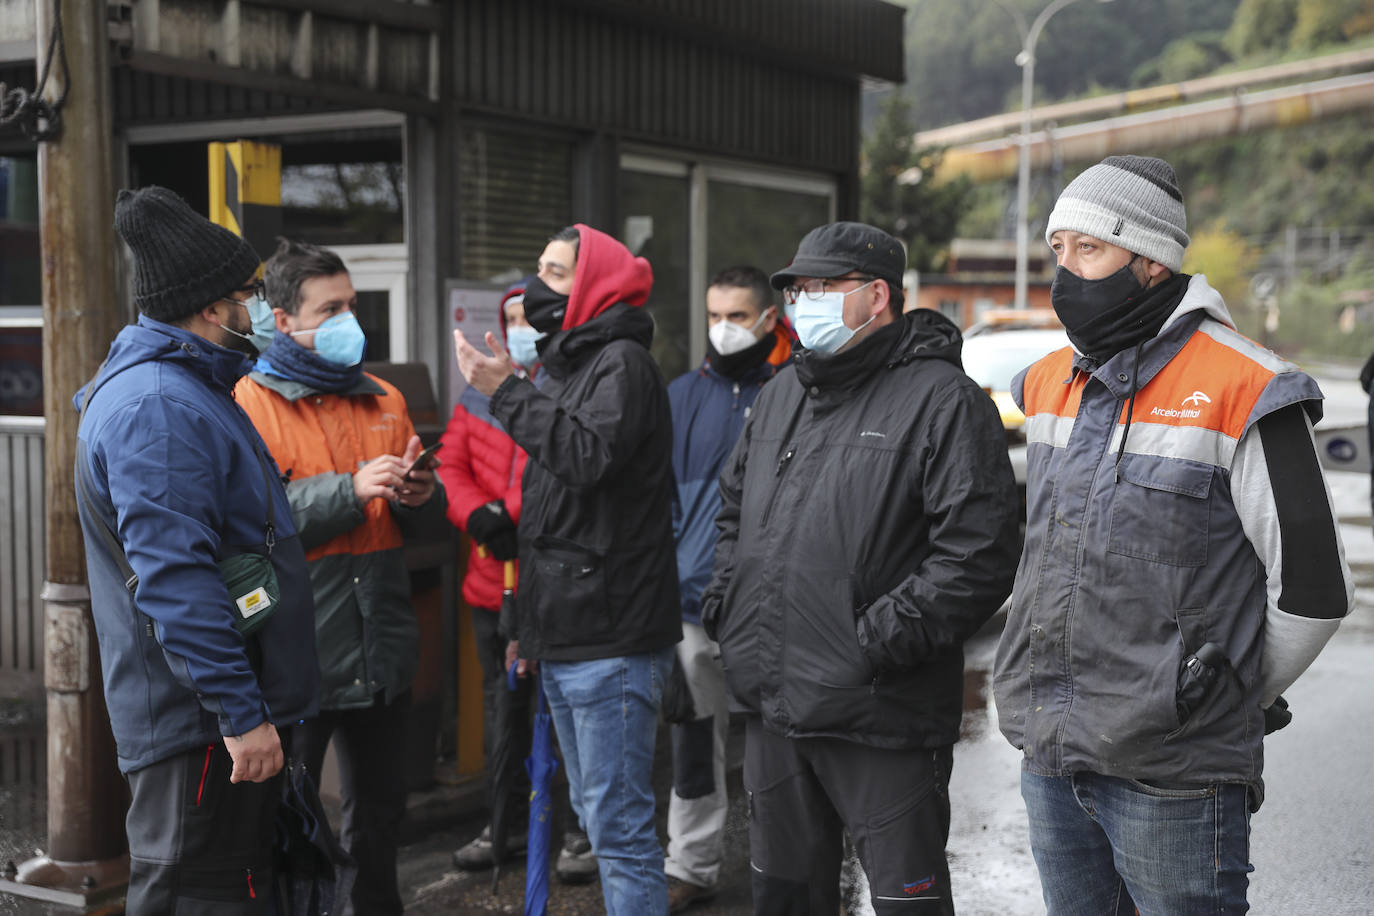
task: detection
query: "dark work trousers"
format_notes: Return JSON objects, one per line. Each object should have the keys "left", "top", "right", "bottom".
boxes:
{"left": 472, "top": 605, "right": 533, "bottom": 827}
{"left": 298, "top": 691, "right": 412, "bottom": 916}
{"left": 744, "top": 718, "right": 955, "bottom": 916}
{"left": 125, "top": 738, "right": 282, "bottom": 914}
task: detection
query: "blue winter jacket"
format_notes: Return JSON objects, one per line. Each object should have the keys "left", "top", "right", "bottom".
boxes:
{"left": 75, "top": 316, "right": 319, "bottom": 773}
{"left": 668, "top": 359, "right": 777, "bottom": 624}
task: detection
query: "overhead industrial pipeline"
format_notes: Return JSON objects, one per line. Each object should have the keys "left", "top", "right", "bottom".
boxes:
{"left": 933, "top": 71, "right": 1374, "bottom": 183}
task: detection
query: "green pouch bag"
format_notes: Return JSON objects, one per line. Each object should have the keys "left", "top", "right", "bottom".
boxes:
{"left": 219, "top": 550, "right": 281, "bottom": 636}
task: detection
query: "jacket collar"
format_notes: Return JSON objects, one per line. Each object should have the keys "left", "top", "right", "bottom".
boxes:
{"left": 794, "top": 308, "right": 962, "bottom": 396}
{"left": 539, "top": 303, "right": 654, "bottom": 378}
{"left": 246, "top": 369, "right": 386, "bottom": 402}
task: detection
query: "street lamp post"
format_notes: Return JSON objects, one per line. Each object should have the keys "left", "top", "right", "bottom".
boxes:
{"left": 1011, "top": 0, "right": 1112, "bottom": 309}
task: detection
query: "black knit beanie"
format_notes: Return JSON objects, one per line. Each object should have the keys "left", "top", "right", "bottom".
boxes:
{"left": 113, "top": 186, "right": 261, "bottom": 323}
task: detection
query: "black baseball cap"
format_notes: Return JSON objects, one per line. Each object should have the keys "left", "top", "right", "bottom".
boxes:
{"left": 769, "top": 221, "right": 906, "bottom": 290}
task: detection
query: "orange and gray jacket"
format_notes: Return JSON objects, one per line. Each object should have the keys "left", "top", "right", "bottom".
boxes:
{"left": 994, "top": 274, "right": 1352, "bottom": 807}
{"left": 236, "top": 370, "right": 447, "bottom": 710}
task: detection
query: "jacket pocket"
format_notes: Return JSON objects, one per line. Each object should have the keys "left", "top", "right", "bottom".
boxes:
{"left": 529, "top": 536, "right": 609, "bottom": 645}
{"left": 1107, "top": 455, "right": 1211, "bottom": 567}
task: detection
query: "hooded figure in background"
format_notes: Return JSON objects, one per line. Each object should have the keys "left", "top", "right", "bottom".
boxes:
{"left": 453, "top": 224, "right": 682, "bottom": 915}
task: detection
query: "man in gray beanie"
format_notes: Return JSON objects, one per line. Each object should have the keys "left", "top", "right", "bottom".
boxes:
{"left": 994, "top": 155, "right": 1352, "bottom": 914}
{"left": 75, "top": 186, "right": 320, "bottom": 912}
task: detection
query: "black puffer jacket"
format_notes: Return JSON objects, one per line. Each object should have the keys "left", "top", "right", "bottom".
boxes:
{"left": 702, "top": 310, "right": 1019, "bottom": 749}
{"left": 490, "top": 304, "right": 682, "bottom": 661}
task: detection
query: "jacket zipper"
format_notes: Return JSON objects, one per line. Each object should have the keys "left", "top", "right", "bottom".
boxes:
{"left": 758, "top": 445, "right": 796, "bottom": 527}
{"left": 732, "top": 382, "right": 740, "bottom": 412}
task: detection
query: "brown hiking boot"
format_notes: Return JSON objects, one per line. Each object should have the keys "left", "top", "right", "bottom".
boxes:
{"left": 667, "top": 876, "right": 718, "bottom": 913}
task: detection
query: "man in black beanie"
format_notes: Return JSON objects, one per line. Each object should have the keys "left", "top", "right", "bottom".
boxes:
{"left": 75, "top": 186, "right": 320, "bottom": 913}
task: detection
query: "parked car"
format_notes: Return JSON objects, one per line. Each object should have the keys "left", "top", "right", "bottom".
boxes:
{"left": 961, "top": 327, "right": 1070, "bottom": 526}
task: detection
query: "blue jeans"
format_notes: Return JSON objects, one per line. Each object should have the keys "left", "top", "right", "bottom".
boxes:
{"left": 1021, "top": 767, "right": 1252, "bottom": 915}
{"left": 542, "top": 648, "right": 673, "bottom": 915}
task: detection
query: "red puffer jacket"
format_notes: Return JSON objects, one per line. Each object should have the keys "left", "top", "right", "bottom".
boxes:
{"left": 438, "top": 383, "right": 529, "bottom": 611}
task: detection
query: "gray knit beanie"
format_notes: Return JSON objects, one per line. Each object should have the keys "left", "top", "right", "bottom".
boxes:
{"left": 1044, "top": 155, "right": 1189, "bottom": 273}
{"left": 113, "top": 186, "right": 261, "bottom": 323}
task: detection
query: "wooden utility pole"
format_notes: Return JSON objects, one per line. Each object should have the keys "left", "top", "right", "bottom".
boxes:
{"left": 6, "top": 0, "right": 130, "bottom": 905}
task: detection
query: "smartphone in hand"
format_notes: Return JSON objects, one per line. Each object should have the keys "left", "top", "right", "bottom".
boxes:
{"left": 405, "top": 441, "right": 443, "bottom": 479}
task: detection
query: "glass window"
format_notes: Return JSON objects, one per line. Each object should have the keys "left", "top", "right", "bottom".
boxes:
{"left": 128, "top": 129, "right": 405, "bottom": 248}
{"left": 2, "top": 156, "right": 43, "bottom": 417}
{"left": 459, "top": 127, "right": 574, "bottom": 285}
{"left": 620, "top": 169, "right": 691, "bottom": 379}
{"left": 1, "top": 155, "right": 40, "bottom": 307}
{"left": 706, "top": 179, "right": 830, "bottom": 291}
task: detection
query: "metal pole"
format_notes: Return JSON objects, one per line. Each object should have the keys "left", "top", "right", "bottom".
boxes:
{"left": 1014, "top": 45, "right": 1035, "bottom": 309}
{"left": 1013, "top": 0, "right": 1103, "bottom": 309}
{"left": 5, "top": 0, "right": 129, "bottom": 905}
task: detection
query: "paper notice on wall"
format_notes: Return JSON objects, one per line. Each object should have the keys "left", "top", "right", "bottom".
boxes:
{"left": 446, "top": 281, "right": 506, "bottom": 412}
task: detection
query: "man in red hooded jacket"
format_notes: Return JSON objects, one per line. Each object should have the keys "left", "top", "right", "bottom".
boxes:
{"left": 455, "top": 224, "right": 682, "bottom": 915}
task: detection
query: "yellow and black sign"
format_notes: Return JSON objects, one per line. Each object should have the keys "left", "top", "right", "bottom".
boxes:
{"left": 208, "top": 140, "right": 282, "bottom": 260}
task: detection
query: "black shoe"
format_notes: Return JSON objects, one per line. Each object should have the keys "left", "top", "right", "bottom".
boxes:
{"left": 554, "top": 830, "right": 598, "bottom": 884}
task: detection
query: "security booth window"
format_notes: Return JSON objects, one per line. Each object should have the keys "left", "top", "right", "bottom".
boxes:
{"left": 620, "top": 165, "right": 691, "bottom": 380}
{"left": 458, "top": 125, "right": 575, "bottom": 285}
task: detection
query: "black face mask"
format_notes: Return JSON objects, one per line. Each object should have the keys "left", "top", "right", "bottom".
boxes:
{"left": 1051, "top": 261, "right": 1184, "bottom": 363}
{"left": 706, "top": 326, "right": 776, "bottom": 380}
{"left": 523, "top": 275, "right": 570, "bottom": 337}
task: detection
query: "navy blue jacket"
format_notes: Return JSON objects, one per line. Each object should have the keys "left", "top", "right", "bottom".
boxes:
{"left": 75, "top": 316, "right": 319, "bottom": 772}
{"left": 668, "top": 359, "right": 777, "bottom": 624}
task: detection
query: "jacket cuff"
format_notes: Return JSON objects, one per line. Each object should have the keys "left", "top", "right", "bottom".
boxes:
{"left": 488, "top": 373, "right": 528, "bottom": 419}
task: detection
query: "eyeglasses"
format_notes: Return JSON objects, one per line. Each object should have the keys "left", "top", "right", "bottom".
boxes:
{"left": 222, "top": 280, "right": 266, "bottom": 307}
{"left": 782, "top": 275, "right": 875, "bottom": 304}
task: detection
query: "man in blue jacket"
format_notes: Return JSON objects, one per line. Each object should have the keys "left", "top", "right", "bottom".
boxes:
{"left": 76, "top": 186, "right": 319, "bottom": 913}
{"left": 664, "top": 265, "right": 788, "bottom": 912}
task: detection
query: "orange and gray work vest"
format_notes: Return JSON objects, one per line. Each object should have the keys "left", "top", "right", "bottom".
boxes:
{"left": 236, "top": 370, "right": 444, "bottom": 710}
{"left": 993, "top": 274, "right": 1351, "bottom": 808}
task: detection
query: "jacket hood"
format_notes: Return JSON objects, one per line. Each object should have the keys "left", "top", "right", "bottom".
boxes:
{"left": 563, "top": 224, "right": 653, "bottom": 330}
{"left": 1161, "top": 273, "right": 1232, "bottom": 332}
{"left": 74, "top": 315, "right": 253, "bottom": 412}
{"left": 795, "top": 307, "right": 963, "bottom": 392}
{"left": 540, "top": 303, "right": 654, "bottom": 379}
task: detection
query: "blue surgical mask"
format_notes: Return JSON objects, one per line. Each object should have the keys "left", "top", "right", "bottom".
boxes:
{"left": 783, "top": 302, "right": 797, "bottom": 326}
{"left": 793, "top": 280, "right": 877, "bottom": 354}
{"left": 291, "top": 312, "right": 367, "bottom": 366}
{"left": 245, "top": 294, "right": 276, "bottom": 353}
{"left": 220, "top": 293, "right": 276, "bottom": 354}
{"left": 505, "top": 325, "right": 544, "bottom": 369}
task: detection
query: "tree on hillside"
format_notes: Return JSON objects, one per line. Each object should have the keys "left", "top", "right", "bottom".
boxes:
{"left": 1291, "top": 0, "right": 1374, "bottom": 49}
{"left": 902, "top": 0, "right": 1241, "bottom": 128}
{"left": 860, "top": 94, "right": 972, "bottom": 272}
{"left": 1224, "top": 0, "right": 1297, "bottom": 57}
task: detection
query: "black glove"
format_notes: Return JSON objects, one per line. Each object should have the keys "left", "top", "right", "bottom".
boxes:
{"left": 1360, "top": 351, "right": 1374, "bottom": 394}
{"left": 466, "top": 501, "right": 518, "bottom": 561}
{"left": 1263, "top": 694, "right": 1292, "bottom": 735}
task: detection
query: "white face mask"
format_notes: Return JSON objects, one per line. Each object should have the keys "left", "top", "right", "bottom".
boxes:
{"left": 707, "top": 309, "right": 770, "bottom": 356}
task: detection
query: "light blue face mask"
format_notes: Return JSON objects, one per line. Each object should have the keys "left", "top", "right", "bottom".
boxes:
{"left": 783, "top": 301, "right": 797, "bottom": 327}
{"left": 220, "top": 293, "right": 276, "bottom": 354}
{"left": 245, "top": 294, "right": 276, "bottom": 353}
{"left": 505, "top": 325, "right": 544, "bottom": 370}
{"left": 291, "top": 311, "right": 367, "bottom": 366}
{"left": 793, "top": 280, "right": 877, "bottom": 354}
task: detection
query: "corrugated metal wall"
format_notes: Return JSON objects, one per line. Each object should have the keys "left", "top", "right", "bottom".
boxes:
{"left": 452, "top": 0, "right": 881, "bottom": 173}
{"left": 0, "top": 423, "right": 44, "bottom": 695}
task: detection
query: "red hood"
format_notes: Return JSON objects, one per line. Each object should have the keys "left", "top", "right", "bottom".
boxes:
{"left": 563, "top": 223, "right": 653, "bottom": 329}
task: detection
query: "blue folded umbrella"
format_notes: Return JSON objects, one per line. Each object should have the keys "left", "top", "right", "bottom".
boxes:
{"left": 524, "top": 674, "right": 560, "bottom": 916}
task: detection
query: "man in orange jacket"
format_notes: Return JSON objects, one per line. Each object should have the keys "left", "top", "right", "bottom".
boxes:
{"left": 236, "top": 238, "right": 447, "bottom": 916}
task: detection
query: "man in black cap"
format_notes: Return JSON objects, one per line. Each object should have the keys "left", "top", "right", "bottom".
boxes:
{"left": 75, "top": 186, "right": 319, "bottom": 912}
{"left": 701, "top": 221, "right": 1019, "bottom": 915}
